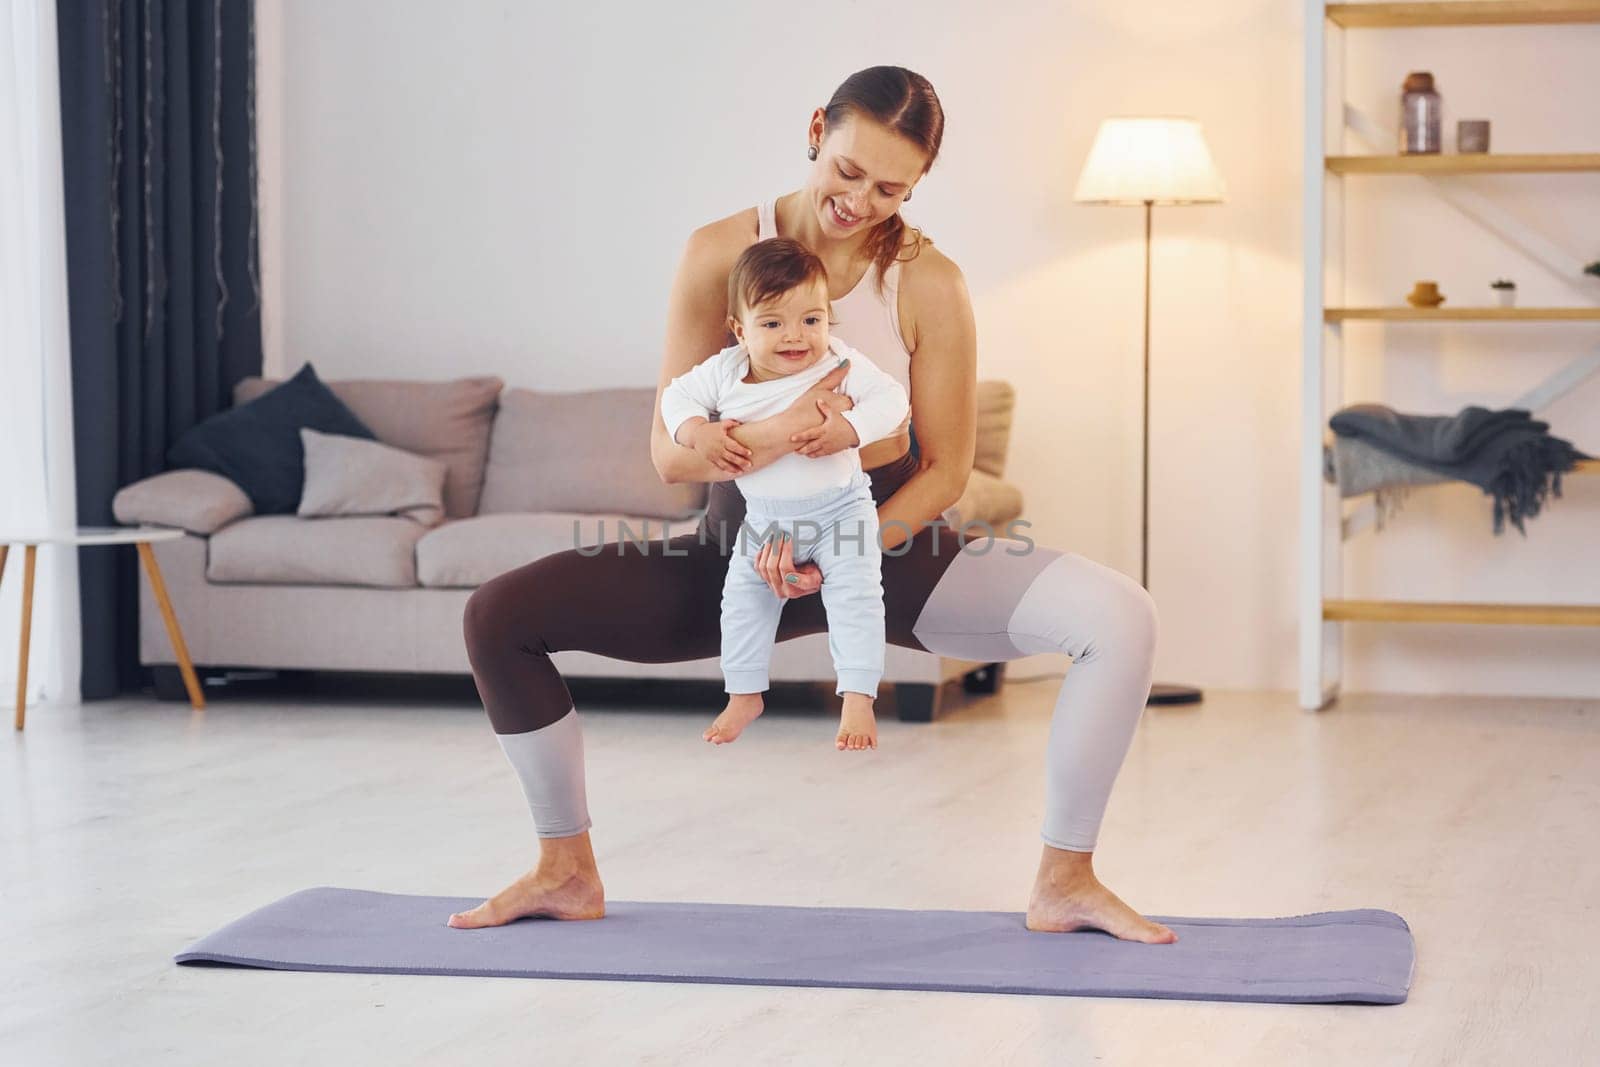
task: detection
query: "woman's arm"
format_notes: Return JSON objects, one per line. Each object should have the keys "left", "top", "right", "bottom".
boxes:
{"left": 651, "top": 216, "right": 851, "bottom": 485}
{"left": 876, "top": 245, "right": 978, "bottom": 551}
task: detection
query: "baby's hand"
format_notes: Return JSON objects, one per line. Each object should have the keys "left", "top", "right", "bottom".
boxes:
{"left": 790, "top": 398, "right": 860, "bottom": 458}
{"left": 690, "top": 419, "right": 753, "bottom": 474}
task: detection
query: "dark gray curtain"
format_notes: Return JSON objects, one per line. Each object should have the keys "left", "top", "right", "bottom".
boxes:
{"left": 58, "top": 0, "right": 263, "bottom": 698}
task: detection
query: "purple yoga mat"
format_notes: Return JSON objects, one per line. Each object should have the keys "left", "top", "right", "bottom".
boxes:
{"left": 174, "top": 887, "right": 1414, "bottom": 1004}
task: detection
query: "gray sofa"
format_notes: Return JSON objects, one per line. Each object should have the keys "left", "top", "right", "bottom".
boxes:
{"left": 113, "top": 373, "right": 1025, "bottom": 721}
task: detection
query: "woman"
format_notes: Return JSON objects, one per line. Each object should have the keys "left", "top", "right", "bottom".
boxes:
{"left": 450, "top": 67, "right": 1175, "bottom": 944}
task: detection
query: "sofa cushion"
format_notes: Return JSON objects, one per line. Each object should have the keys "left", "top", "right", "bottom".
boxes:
{"left": 478, "top": 387, "right": 707, "bottom": 520}
{"left": 947, "top": 469, "right": 1024, "bottom": 531}
{"left": 112, "top": 469, "right": 254, "bottom": 535}
{"left": 169, "top": 363, "right": 376, "bottom": 514}
{"left": 416, "top": 512, "right": 698, "bottom": 588}
{"left": 208, "top": 515, "right": 426, "bottom": 588}
{"left": 235, "top": 372, "right": 503, "bottom": 519}
{"left": 298, "top": 429, "right": 449, "bottom": 527}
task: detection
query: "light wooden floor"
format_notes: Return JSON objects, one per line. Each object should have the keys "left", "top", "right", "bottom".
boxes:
{"left": 2, "top": 674, "right": 1596, "bottom": 1066}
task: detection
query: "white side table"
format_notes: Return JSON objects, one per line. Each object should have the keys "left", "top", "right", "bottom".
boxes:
{"left": 1, "top": 526, "right": 205, "bottom": 731}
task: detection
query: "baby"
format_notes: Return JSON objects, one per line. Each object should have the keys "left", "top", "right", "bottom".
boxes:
{"left": 660, "top": 238, "right": 910, "bottom": 752}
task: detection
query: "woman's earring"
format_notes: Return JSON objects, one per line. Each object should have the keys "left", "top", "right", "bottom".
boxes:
{"left": 903, "top": 188, "right": 913, "bottom": 202}
{"left": 806, "top": 144, "right": 818, "bottom": 161}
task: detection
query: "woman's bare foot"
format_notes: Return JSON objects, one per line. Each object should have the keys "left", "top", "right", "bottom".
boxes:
{"left": 447, "top": 833, "right": 606, "bottom": 929}
{"left": 1025, "top": 845, "right": 1177, "bottom": 944}
{"left": 836, "top": 692, "right": 877, "bottom": 750}
{"left": 704, "top": 692, "right": 764, "bottom": 744}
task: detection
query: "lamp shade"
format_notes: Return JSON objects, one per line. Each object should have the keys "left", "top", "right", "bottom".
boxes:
{"left": 1073, "top": 117, "right": 1226, "bottom": 205}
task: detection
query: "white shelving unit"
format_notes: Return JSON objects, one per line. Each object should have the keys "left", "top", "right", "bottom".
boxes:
{"left": 1299, "top": 0, "right": 1600, "bottom": 710}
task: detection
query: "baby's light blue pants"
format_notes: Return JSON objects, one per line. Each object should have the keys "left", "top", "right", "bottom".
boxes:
{"left": 721, "top": 469, "right": 884, "bottom": 697}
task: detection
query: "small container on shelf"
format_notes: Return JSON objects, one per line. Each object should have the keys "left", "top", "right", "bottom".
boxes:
{"left": 1400, "top": 72, "right": 1442, "bottom": 155}
{"left": 1491, "top": 279, "right": 1517, "bottom": 307}
{"left": 1406, "top": 280, "right": 1446, "bottom": 308}
{"left": 1457, "top": 119, "right": 1490, "bottom": 154}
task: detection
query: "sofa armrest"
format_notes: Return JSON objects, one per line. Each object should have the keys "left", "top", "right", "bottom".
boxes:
{"left": 974, "top": 381, "right": 1015, "bottom": 479}
{"left": 946, "top": 469, "right": 1023, "bottom": 531}
{"left": 112, "top": 469, "right": 253, "bottom": 535}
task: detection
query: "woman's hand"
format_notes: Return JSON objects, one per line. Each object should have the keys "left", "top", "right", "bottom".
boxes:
{"left": 783, "top": 363, "right": 857, "bottom": 459}
{"left": 687, "top": 419, "right": 753, "bottom": 474}
{"left": 754, "top": 534, "right": 823, "bottom": 599}
{"left": 789, "top": 397, "right": 860, "bottom": 458}
{"left": 782, "top": 364, "right": 854, "bottom": 416}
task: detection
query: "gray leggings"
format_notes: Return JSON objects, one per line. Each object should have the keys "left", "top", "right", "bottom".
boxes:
{"left": 464, "top": 451, "right": 1158, "bottom": 852}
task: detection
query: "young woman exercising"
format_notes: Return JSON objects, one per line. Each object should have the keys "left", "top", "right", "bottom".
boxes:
{"left": 449, "top": 66, "right": 1175, "bottom": 944}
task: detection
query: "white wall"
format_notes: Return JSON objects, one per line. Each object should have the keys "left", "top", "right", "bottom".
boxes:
{"left": 257, "top": 0, "right": 1600, "bottom": 698}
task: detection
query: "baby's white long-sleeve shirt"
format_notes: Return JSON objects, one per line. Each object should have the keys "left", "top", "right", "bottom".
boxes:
{"left": 661, "top": 338, "right": 910, "bottom": 500}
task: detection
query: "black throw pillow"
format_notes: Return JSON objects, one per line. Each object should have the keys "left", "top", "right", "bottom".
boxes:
{"left": 167, "top": 363, "right": 377, "bottom": 514}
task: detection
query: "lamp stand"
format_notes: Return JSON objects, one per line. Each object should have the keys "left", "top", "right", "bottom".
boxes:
{"left": 1139, "top": 199, "right": 1203, "bottom": 707}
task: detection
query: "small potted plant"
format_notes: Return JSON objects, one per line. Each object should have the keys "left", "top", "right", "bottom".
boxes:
{"left": 1490, "top": 278, "right": 1516, "bottom": 308}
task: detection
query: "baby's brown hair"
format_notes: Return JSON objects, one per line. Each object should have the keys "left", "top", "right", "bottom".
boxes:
{"left": 727, "top": 237, "right": 829, "bottom": 321}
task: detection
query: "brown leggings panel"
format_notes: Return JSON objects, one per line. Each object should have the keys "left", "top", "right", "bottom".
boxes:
{"left": 462, "top": 451, "right": 966, "bottom": 734}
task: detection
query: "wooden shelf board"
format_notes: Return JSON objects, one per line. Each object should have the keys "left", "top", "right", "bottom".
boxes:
{"left": 1325, "top": 307, "right": 1600, "bottom": 321}
{"left": 1327, "top": 2, "right": 1600, "bottom": 28}
{"left": 1327, "top": 153, "right": 1600, "bottom": 174}
{"left": 1337, "top": 458, "right": 1600, "bottom": 477}
{"left": 1325, "top": 599, "right": 1600, "bottom": 626}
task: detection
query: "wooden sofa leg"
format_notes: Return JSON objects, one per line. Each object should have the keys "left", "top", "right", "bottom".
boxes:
{"left": 962, "top": 663, "right": 1005, "bottom": 694}
{"left": 894, "top": 682, "right": 941, "bottom": 723}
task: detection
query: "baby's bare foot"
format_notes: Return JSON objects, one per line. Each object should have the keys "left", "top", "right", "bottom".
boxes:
{"left": 836, "top": 693, "right": 877, "bottom": 751}
{"left": 705, "top": 693, "right": 764, "bottom": 744}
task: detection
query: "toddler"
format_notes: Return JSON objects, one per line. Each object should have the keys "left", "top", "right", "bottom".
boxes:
{"left": 660, "top": 238, "right": 909, "bottom": 751}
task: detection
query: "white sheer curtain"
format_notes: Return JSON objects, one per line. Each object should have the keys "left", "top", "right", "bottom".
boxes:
{"left": 1, "top": 0, "right": 81, "bottom": 708}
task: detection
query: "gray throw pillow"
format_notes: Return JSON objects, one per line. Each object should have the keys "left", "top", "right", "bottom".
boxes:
{"left": 297, "top": 429, "right": 449, "bottom": 527}
{"left": 236, "top": 373, "right": 504, "bottom": 519}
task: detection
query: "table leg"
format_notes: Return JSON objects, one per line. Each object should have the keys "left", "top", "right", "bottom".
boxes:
{"left": 135, "top": 542, "right": 206, "bottom": 711}
{"left": 16, "top": 545, "right": 36, "bottom": 731}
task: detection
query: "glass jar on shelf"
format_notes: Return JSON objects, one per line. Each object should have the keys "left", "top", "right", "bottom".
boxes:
{"left": 1400, "top": 72, "right": 1442, "bottom": 155}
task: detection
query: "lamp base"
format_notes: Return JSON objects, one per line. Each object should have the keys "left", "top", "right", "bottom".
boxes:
{"left": 1147, "top": 682, "right": 1203, "bottom": 706}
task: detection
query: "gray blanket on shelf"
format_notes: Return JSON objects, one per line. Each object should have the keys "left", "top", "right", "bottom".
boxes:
{"left": 1328, "top": 403, "right": 1588, "bottom": 535}
{"left": 1327, "top": 436, "right": 1450, "bottom": 497}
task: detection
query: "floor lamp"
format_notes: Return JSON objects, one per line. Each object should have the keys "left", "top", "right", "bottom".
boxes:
{"left": 1073, "top": 116, "right": 1225, "bottom": 707}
